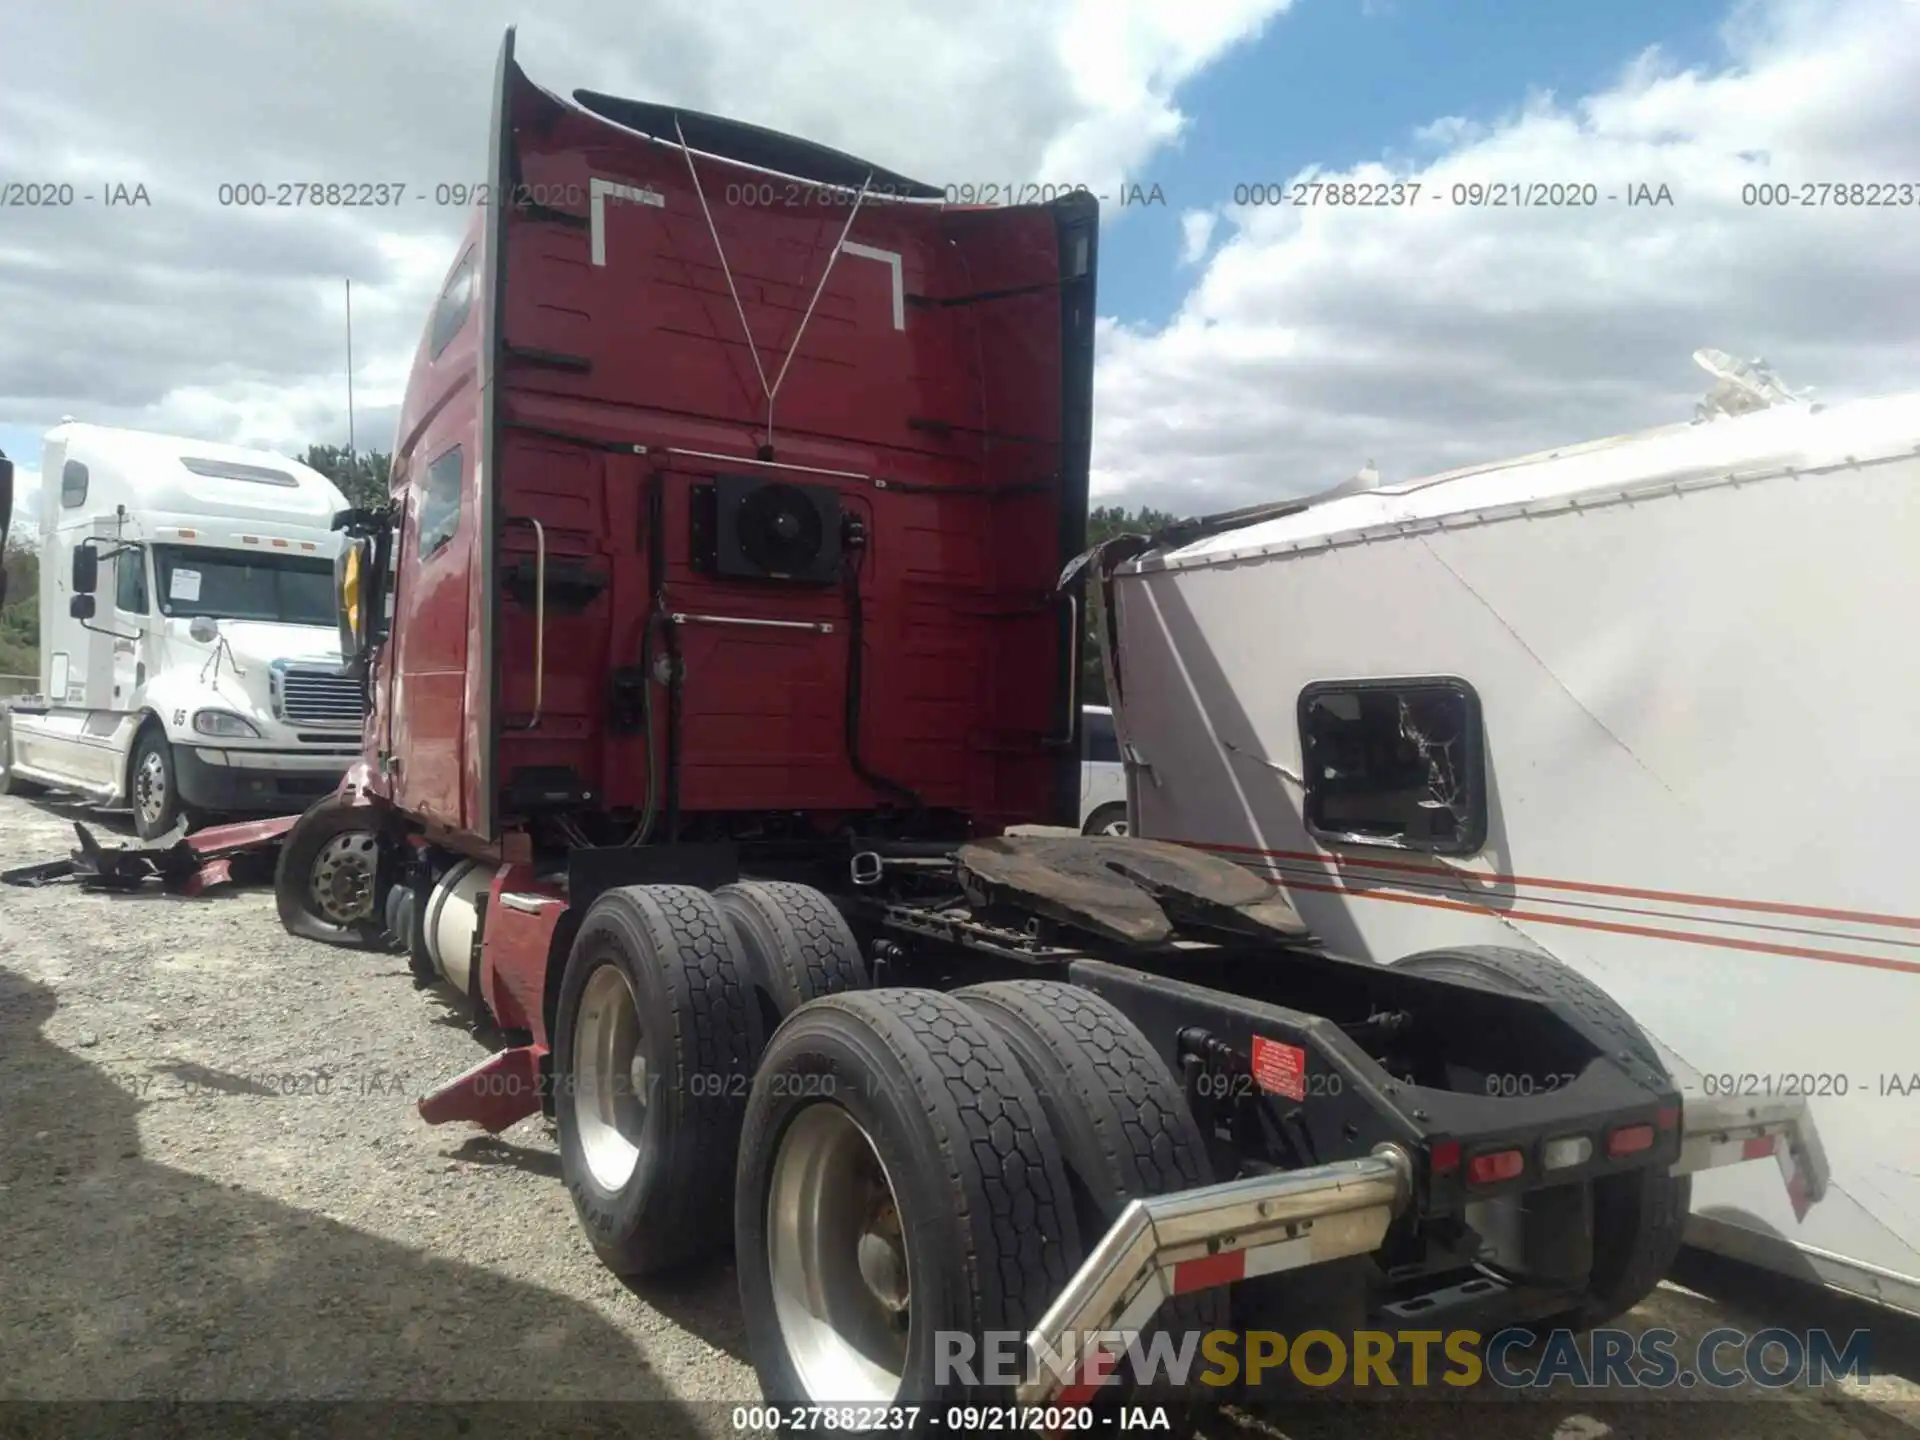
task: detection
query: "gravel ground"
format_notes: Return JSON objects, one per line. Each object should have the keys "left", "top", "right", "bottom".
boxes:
{"left": 1, "top": 790, "right": 1915, "bottom": 1440}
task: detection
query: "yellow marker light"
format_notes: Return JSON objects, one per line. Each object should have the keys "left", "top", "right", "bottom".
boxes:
{"left": 341, "top": 545, "right": 364, "bottom": 640}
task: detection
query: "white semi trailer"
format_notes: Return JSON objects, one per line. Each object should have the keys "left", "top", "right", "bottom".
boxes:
{"left": 0, "top": 423, "right": 364, "bottom": 838}
{"left": 1100, "top": 369, "right": 1920, "bottom": 1315}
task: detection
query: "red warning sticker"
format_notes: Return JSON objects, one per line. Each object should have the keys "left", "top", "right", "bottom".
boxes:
{"left": 1250, "top": 1035, "right": 1307, "bottom": 1101}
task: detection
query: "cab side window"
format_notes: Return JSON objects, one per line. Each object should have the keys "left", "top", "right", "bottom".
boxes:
{"left": 417, "top": 446, "right": 464, "bottom": 561}
{"left": 429, "top": 249, "right": 476, "bottom": 359}
{"left": 115, "top": 544, "right": 149, "bottom": 615}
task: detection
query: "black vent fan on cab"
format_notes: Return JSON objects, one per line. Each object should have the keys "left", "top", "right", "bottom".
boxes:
{"left": 712, "top": 474, "right": 843, "bottom": 584}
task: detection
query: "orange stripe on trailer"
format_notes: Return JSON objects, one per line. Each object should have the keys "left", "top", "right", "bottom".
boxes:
{"left": 1186, "top": 839, "right": 1920, "bottom": 931}
{"left": 1249, "top": 855, "right": 1920, "bottom": 952}
{"left": 1280, "top": 879, "right": 1920, "bottom": 977}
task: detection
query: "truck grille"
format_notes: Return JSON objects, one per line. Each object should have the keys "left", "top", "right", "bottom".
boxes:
{"left": 276, "top": 665, "right": 366, "bottom": 728}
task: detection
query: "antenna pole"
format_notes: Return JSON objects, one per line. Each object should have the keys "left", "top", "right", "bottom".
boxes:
{"left": 345, "top": 279, "right": 357, "bottom": 458}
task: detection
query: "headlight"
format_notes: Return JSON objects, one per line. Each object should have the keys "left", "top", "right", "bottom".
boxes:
{"left": 193, "top": 709, "right": 261, "bottom": 738}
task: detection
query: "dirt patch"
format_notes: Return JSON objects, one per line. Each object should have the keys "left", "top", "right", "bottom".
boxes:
{"left": 1, "top": 792, "right": 1914, "bottom": 1439}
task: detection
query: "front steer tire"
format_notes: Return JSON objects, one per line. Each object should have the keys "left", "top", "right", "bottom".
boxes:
{"left": 554, "top": 883, "right": 761, "bottom": 1277}
{"left": 735, "top": 989, "right": 1083, "bottom": 1423}
{"left": 1391, "top": 944, "right": 1690, "bottom": 1330}
{"left": 130, "top": 726, "right": 201, "bottom": 841}
{"left": 273, "top": 793, "right": 390, "bottom": 948}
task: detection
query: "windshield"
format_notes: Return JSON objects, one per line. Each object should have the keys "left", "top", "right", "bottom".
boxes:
{"left": 152, "top": 544, "right": 336, "bottom": 626}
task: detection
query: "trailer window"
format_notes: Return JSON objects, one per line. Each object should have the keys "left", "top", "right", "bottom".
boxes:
{"left": 152, "top": 545, "right": 336, "bottom": 627}
{"left": 417, "top": 446, "right": 463, "bottom": 560}
{"left": 1298, "top": 678, "right": 1486, "bottom": 854}
{"left": 429, "top": 249, "right": 476, "bottom": 359}
{"left": 61, "top": 461, "right": 88, "bottom": 508}
{"left": 115, "top": 544, "right": 149, "bottom": 615}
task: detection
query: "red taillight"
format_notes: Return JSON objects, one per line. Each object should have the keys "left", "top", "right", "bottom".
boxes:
{"left": 1608, "top": 1123, "right": 1655, "bottom": 1157}
{"left": 1467, "top": 1148, "right": 1525, "bottom": 1185}
{"left": 1430, "top": 1139, "right": 1461, "bottom": 1176}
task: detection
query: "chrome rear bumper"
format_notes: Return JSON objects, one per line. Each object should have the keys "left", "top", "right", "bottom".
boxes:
{"left": 1015, "top": 1092, "right": 1830, "bottom": 1407}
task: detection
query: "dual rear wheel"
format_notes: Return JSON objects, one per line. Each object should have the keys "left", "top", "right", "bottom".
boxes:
{"left": 549, "top": 880, "right": 1214, "bottom": 1422}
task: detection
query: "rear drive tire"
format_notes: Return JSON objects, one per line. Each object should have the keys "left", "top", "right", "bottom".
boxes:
{"left": 715, "top": 880, "right": 868, "bottom": 1027}
{"left": 1391, "top": 944, "right": 1690, "bottom": 1329}
{"left": 130, "top": 726, "right": 199, "bottom": 840}
{"left": 1082, "top": 802, "right": 1129, "bottom": 837}
{"left": 957, "top": 980, "right": 1228, "bottom": 1406}
{"left": 0, "top": 716, "right": 48, "bottom": 797}
{"left": 273, "top": 793, "right": 390, "bottom": 948}
{"left": 735, "top": 989, "right": 1083, "bottom": 1424}
{"left": 556, "top": 883, "right": 760, "bottom": 1277}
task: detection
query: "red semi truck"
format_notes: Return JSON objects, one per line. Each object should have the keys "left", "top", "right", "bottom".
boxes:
{"left": 268, "top": 29, "right": 1828, "bottom": 1425}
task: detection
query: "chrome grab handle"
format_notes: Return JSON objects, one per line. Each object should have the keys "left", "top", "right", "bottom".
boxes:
{"left": 668, "top": 612, "right": 835, "bottom": 634}
{"left": 1045, "top": 592, "right": 1080, "bottom": 747}
{"left": 504, "top": 516, "right": 545, "bottom": 731}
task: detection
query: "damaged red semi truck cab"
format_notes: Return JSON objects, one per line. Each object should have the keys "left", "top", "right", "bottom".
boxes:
{"left": 274, "top": 27, "right": 1831, "bottom": 1425}
{"left": 334, "top": 33, "right": 1094, "bottom": 860}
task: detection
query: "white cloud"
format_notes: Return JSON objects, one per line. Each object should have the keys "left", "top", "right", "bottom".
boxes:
{"left": 1092, "top": 0, "right": 1920, "bottom": 511}
{"left": 4, "top": 0, "right": 1916, "bottom": 523}
{"left": 1039, "top": 0, "right": 1292, "bottom": 190}
{"left": 0, "top": 0, "right": 1291, "bottom": 457}
{"left": 6, "top": 465, "right": 40, "bottom": 534}
{"left": 1178, "top": 209, "right": 1220, "bottom": 266}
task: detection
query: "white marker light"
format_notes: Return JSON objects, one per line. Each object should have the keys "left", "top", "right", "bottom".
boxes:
{"left": 1543, "top": 1135, "right": 1593, "bottom": 1170}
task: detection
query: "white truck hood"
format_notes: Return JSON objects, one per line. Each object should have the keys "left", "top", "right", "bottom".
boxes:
{"left": 216, "top": 620, "right": 343, "bottom": 667}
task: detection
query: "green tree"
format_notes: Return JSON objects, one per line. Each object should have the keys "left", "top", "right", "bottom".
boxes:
{"left": 303, "top": 444, "right": 391, "bottom": 511}
{"left": 1078, "top": 503, "right": 1178, "bottom": 706}
{"left": 1, "top": 534, "right": 39, "bottom": 681}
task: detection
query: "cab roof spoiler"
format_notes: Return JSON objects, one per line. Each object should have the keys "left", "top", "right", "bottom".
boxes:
{"left": 569, "top": 90, "right": 944, "bottom": 199}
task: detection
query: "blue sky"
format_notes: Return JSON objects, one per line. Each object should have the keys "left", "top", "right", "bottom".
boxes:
{"left": 1099, "top": 0, "right": 1730, "bottom": 327}
{"left": 10, "top": 0, "right": 1920, "bottom": 523}
{"left": 0, "top": 0, "right": 1720, "bottom": 485}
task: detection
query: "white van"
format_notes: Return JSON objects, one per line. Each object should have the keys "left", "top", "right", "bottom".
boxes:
{"left": 1078, "top": 703, "right": 1127, "bottom": 834}
{"left": 0, "top": 423, "right": 364, "bottom": 838}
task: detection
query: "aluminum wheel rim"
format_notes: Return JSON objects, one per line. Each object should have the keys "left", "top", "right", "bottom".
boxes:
{"left": 308, "top": 831, "right": 379, "bottom": 924}
{"left": 1101, "top": 816, "right": 1129, "bottom": 836}
{"left": 573, "top": 963, "right": 650, "bottom": 1192}
{"left": 135, "top": 750, "right": 168, "bottom": 827}
{"left": 767, "top": 1103, "right": 911, "bottom": 1405}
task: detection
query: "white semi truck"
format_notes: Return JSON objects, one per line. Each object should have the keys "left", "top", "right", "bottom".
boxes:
{"left": 0, "top": 423, "right": 364, "bottom": 838}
